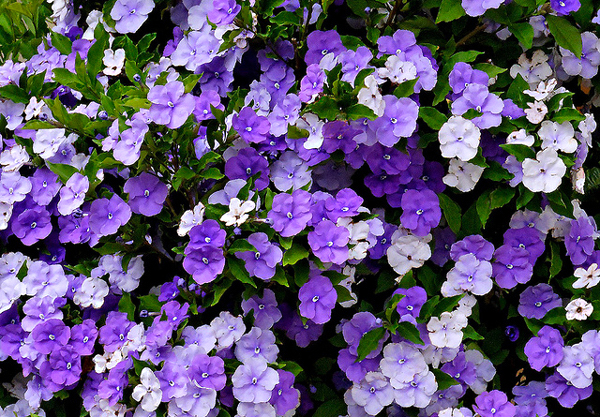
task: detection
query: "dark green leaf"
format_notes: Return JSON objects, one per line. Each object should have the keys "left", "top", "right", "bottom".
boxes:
{"left": 509, "top": 22, "right": 534, "bottom": 49}
{"left": 431, "top": 369, "right": 460, "bottom": 390}
{"left": 433, "top": 294, "right": 465, "bottom": 316}
{"left": 308, "top": 96, "right": 339, "bottom": 120}
{"left": 227, "top": 258, "right": 257, "bottom": 288}
{"left": 545, "top": 15, "right": 582, "bottom": 57}
{"left": 270, "top": 10, "right": 301, "bottom": 25}
{"left": 0, "top": 84, "right": 30, "bottom": 103}
{"left": 436, "top": 0, "right": 465, "bottom": 23}
{"left": 202, "top": 167, "right": 224, "bottom": 180}
{"left": 394, "top": 321, "right": 424, "bottom": 345}
{"left": 313, "top": 399, "right": 346, "bottom": 417}
{"left": 228, "top": 239, "right": 257, "bottom": 253}
{"left": 500, "top": 144, "right": 535, "bottom": 162}
{"left": 118, "top": 292, "right": 135, "bottom": 321}
{"left": 553, "top": 108, "right": 585, "bottom": 123}
{"left": 419, "top": 106, "right": 448, "bottom": 130}
{"left": 438, "top": 193, "right": 462, "bottom": 234}
{"left": 549, "top": 241, "right": 563, "bottom": 279}
{"left": 356, "top": 327, "right": 387, "bottom": 361}
{"left": 463, "top": 325, "right": 484, "bottom": 340}
{"left": 393, "top": 78, "right": 419, "bottom": 98}
{"left": 47, "top": 163, "right": 79, "bottom": 183}
{"left": 283, "top": 244, "right": 309, "bottom": 266}
{"left": 345, "top": 103, "right": 377, "bottom": 120}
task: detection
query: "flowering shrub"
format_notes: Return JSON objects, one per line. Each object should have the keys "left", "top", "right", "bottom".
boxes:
{"left": 2, "top": 0, "right": 600, "bottom": 416}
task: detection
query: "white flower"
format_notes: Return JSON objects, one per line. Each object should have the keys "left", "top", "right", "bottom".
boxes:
{"left": 0, "top": 145, "right": 29, "bottom": 171}
{"left": 509, "top": 50, "right": 552, "bottom": 87}
{"left": 573, "top": 264, "right": 600, "bottom": 289}
{"left": 578, "top": 113, "right": 596, "bottom": 147}
{"left": 538, "top": 120, "right": 577, "bottom": 153}
{"left": 522, "top": 148, "right": 566, "bottom": 193}
{"left": 438, "top": 116, "right": 480, "bottom": 161}
{"left": 177, "top": 203, "right": 206, "bottom": 236}
{"left": 357, "top": 75, "right": 385, "bottom": 117}
{"left": 506, "top": 129, "right": 534, "bottom": 146}
{"left": 33, "top": 128, "right": 68, "bottom": 159}
{"left": 572, "top": 167, "right": 585, "bottom": 194}
{"left": 387, "top": 233, "right": 431, "bottom": 277}
{"left": 24, "top": 97, "right": 47, "bottom": 120}
{"left": 220, "top": 198, "right": 255, "bottom": 227}
{"left": 427, "top": 311, "right": 468, "bottom": 349}
{"left": 103, "top": 49, "right": 126, "bottom": 76}
{"left": 442, "top": 158, "right": 485, "bottom": 192}
{"left": 378, "top": 55, "right": 418, "bottom": 85}
{"left": 524, "top": 78, "right": 557, "bottom": 101}
{"left": 132, "top": 368, "right": 162, "bottom": 412}
{"left": 565, "top": 298, "right": 593, "bottom": 321}
{"left": 73, "top": 277, "right": 109, "bottom": 309}
{"left": 524, "top": 101, "right": 547, "bottom": 124}
{"left": 295, "top": 113, "right": 324, "bottom": 149}
{"left": 0, "top": 202, "right": 12, "bottom": 231}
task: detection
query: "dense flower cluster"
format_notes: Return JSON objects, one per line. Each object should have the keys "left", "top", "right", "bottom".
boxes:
{"left": 1, "top": 0, "right": 600, "bottom": 416}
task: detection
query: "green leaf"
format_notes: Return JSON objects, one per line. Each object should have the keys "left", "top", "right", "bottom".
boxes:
{"left": 270, "top": 10, "right": 301, "bottom": 25}
{"left": 139, "top": 294, "right": 162, "bottom": 312}
{"left": 345, "top": 103, "right": 377, "bottom": 120}
{"left": 545, "top": 15, "right": 582, "bottom": 58}
{"left": 118, "top": 292, "right": 135, "bottom": 321}
{"left": 51, "top": 31, "right": 72, "bottom": 55}
{"left": 418, "top": 295, "right": 440, "bottom": 322}
{"left": 356, "top": 327, "right": 387, "bottom": 361}
{"left": 553, "top": 108, "right": 585, "bottom": 123}
{"left": 172, "top": 166, "right": 196, "bottom": 191}
{"left": 436, "top": 0, "right": 465, "bottom": 23}
{"left": 549, "top": 241, "right": 563, "bottom": 279}
{"left": 283, "top": 244, "right": 309, "bottom": 266}
{"left": 87, "top": 24, "right": 110, "bottom": 81}
{"left": 431, "top": 369, "right": 460, "bottom": 390}
{"left": 393, "top": 321, "right": 424, "bottom": 345}
{"left": 313, "top": 399, "right": 346, "bottom": 417}
{"left": 308, "top": 96, "right": 339, "bottom": 120}
{"left": 433, "top": 294, "right": 465, "bottom": 316}
{"left": 463, "top": 325, "right": 484, "bottom": 340}
{"left": 202, "top": 167, "right": 224, "bottom": 180}
{"left": 228, "top": 239, "right": 257, "bottom": 253}
{"left": 393, "top": 78, "right": 419, "bottom": 97}
{"left": 419, "top": 106, "right": 448, "bottom": 130}
{"left": 500, "top": 144, "right": 535, "bottom": 162}
{"left": 0, "top": 84, "right": 30, "bottom": 103}
{"left": 438, "top": 193, "right": 462, "bottom": 234}
{"left": 516, "top": 185, "right": 535, "bottom": 209}
{"left": 335, "top": 285, "right": 355, "bottom": 303}
{"left": 473, "top": 63, "right": 507, "bottom": 78}
{"left": 47, "top": 163, "right": 79, "bottom": 183}
{"left": 508, "top": 22, "right": 534, "bottom": 49}
{"left": 279, "top": 236, "right": 293, "bottom": 250}
{"left": 482, "top": 161, "right": 513, "bottom": 181}
{"left": 227, "top": 258, "right": 257, "bottom": 288}
{"left": 476, "top": 188, "right": 515, "bottom": 228}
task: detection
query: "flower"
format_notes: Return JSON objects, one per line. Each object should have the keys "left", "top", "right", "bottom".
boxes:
{"left": 220, "top": 198, "right": 255, "bottom": 227}
{"left": 57, "top": 172, "right": 89, "bottom": 216}
{"left": 123, "top": 172, "right": 168, "bottom": 216}
{"left": 565, "top": 298, "right": 593, "bottom": 321}
{"left": 438, "top": 116, "right": 481, "bottom": 161}
{"left": 89, "top": 194, "right": 132, "bottom": 237}
{"left": 110, "top": 0, "right": 155, "bottom": 34}
{"left": 524, "top": 325, "right": 564, "bottom": 371}
{"left": 522, "top": 148, "right": 566, "bottom": 193}
{"left": 231, "top": 358, "right": 279, "bottom": 403}
{"left": 148, "top": 81, "right": 196, "bottom": 129}
{"left": 298, "top": 275, "right": 337, "bottom": 324}
{"left": 573, "top": 263, "right": 600, "bottom": 289}
{"left": 557, "top": 344, "right": 594, "bottom": 388}
{"left": 132, "top": 368, "right": 162, "bottom": 412}
{"left": 443, "top": 158, "right": 485, "bottom": 192}
{"left": 235, "top": 233, "right": 282, "bottom": 280}
{"left": 518, "top": 283, "right": 562, "bottom": 319}
{"left": 473, "top": 390, "right": 516, "bottom": 417}
{"left": 351, "top": 372, "right": 394, "bottom": 416}
{"left": 307, "top": 220, "right": 350, "bottom": 264}
{"left": 400, "top": 189, "right": 441, "bottom": 237}
{"left": 102, "top": 49, "right": 125, "bottom": 76}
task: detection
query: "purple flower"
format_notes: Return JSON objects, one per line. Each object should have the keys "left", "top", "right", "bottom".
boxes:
{"left": 557, "top": 344, "right": 594, "bottom": 389}
{"left": 269, "top": 370, "right": 299, "bottom": 415}
{"left": 224, "top": 147, "right": 270, "bottom": 190}
{"left": 269, "top": 151, "right": 311, "bottom": 192}
{"left": 110, "top": 0, "right": 154, "bottom": 33}
{"left": 565, "top": 216, "right": 596, "bottom": 265}
{"left": 492, "top": 245, "right": 533, "bottom": 289}
{"left": 241, "top": 289, "right": 282, "bottom": 330}
{"left": 326, "top": 188, "right": 363, "bottom": 222}
{"left": 198, "top": 56, "right": 234, "bottom": 97}
{"left": 298, "top": 275, "right": 337, "bottom": 324}
{"left": 400, "top": 189, "right": 441, "bottom": 236}
{"left": 194, "top": 90, "right": 223, "bottom": 122}
{"left": 545, "top": 372, "right": 593, "bottom": 408}
{"left": 40, "top": 345, "right": 81, "bottom": 387}
{"left": 99, "top": 311, "right": 133, "bottom": 353}
{"left": 442, "top": 253, "right": 493, "bottom": 296}
{"left": 524, "top": 325, "right": 564, "bottom": 371}
{"left": 307, "top": 220, "right": 350, "bottom": 264}
{"left": 57, "top": 173, "right": 89, "bottom": 216}
{"left": 518, "top": 283, "right": 562, "bottom": 319}
{"left": 124, "top": 172, "right": 168, "bottom": 216}
{"left": 452, "top": 84, "right": 504, "bottom": 129}
{"left": 473, "top": 390, "right": 516, "bottom": 417}
{"left": 370, "top": 95, "right": 418, "bottom": 146}
{"left": 560, "top": 32, "right": 600, "bottom": 79}
{"left": 148, "top": 81, "right": 195, "bottom": 129}
{"left": 69, "top": 319, "right": 98, "bottom": 356}
{"left": 394, "top": 286, "right": 427, "bottom": 320}
{"left": 431, "top": 227, "right": 456, "bottom": 267}
{"left": 305, "top": 30, "right": 345, "bottom": 66}
{"left": 503, "top": 227, "right": 545, "bottom": 265}
{"left": 31, "top": 318, "right": 70, "bottom": 354}
{"left": 380, "top": 342, "right": 427, "bottom": 386}
{"left": 461, "top": 0, "right": 504, "bottom": 17}
{"left": 189, "top": 220, "right": 226, "bottom": 249}
{"left": 233, "top": 107, "right": 270, "bottom": 144}
{"left": 29, "top": 168, "right": 60, "bottom": 206}
{"left": 235, "top": 327, "right": 279, "bottom": 364}
{"left": 337, "top": 348, "right": 380, "bottom": 383}
{"left": 89, "top": 194, "right": 132, "bottom": 237}
{"left": 268, "top": 189, "right": 312, "bottom": 237}
{"left": 232, "top": 358, "right": 280, "bottom": 403}
{"left": 12, "top": 206, "right": 52, "bottom": 246}
{"left": 207, "top": 0, "right": 241, "bottom": 25}
{"left": 298, "top": 64, "right": 325, "bottom": 102}
{"left": 183, "top": 245, "right": 225, "bottom": 285}
{"left": 156, "top": 362, "right": 188, "bottom": 401}
{"left": 450, "top": 235, "right": 494, "bottom": 262}
{"left": 449, "top": 62, "right": 489, "bottom": 95}
{"left": 235, "top": 233, "right": 283, "bottom": 280}
{"left": 339, "top": 46, "right": 373, "bottom": 84}
{"left": 351, "top": 372, "right": 395, "bottom": 416}
{"left": 343, "top": 312, "right": 385, "bottom": 358}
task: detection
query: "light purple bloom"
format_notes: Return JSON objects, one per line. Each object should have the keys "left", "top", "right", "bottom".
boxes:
{"left": 524, "top": 325, "right": 564, "bottom": 371}
{"left": 89, "top": 194, "right": 132, "bottom": 237}
{"left": 232, "top": 358, "right": 280, "bottom": 403}
{"left": 111, "top": 0, "right": 154, "bottom": 33}
{"left": 235, "top": 233, "right": 283, "bottom": 281}
{"left": 307, "top": 220, "right": 350, "bottom": 264}
{"left": 148, "top": 81, "right": 196, "bottom": 129}
{"left": 57, "top": 173, "right": 89, "bottom": 216}
{"left": 298, "top": 275, "right": 337, "bottom": 324}
{"left": 124, "top": 172, "right": 168, "bottom": 216}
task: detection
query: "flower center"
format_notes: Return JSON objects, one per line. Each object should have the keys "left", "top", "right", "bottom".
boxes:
{"left": 312, "top": 295, "right": 319, "bottom": 302}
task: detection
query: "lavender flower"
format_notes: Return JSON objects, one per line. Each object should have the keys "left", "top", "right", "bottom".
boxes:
{"left": 298, "top": 275, "right": 337, "bottom": 324}
{"left": 123, "top": 172, "right": 168, "bottom": 217}
{"left": 111, "top": 0, "right": 155, "bottom": 33}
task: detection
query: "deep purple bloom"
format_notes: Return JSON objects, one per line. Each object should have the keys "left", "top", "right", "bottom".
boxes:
{"left": 190, "top": 353, "right": 226, "bottom": 390}
{"left": 69, "top": 319, "right": 98, "bottom": 356}
{"left": 550, "top": 0, "right": 580, "bottom": 15}
{"left": 370, "top": 95, "right": 418, "bottom": 146}
{"left": 124, "top": 172, "right": 168, "bottom": 216}
{"left": 224, "top": 147, "right": 270, "bottom": 190}
{"left": 524, "top": 325, "right": 564, "bottom": 371}
{"left": 337, "top": 348, "right": 380, "bottom": 383}
{"left": 207, "top": 0, "right": 241, "bottom": 25}
{"left": 299, "top": 275, "right": 337, "bottom": 324}
{"left": 31, "top": 318, "right": 70, "bottom": 354}
{"left": 450, "top": 235, "right": 494, "bottom": 262}
{"left": 98, "top": 311, "right": 134, "bottom": 353}
{"left": 241, "top": 289, "right": 282, "bottom": 330}
{"left": 148, "top": 81, "right": 195, "bottom": 129}
{"left": 492, "top": 245, "right": 533, "bottom": 289}
{"left": 449, "top": 62, "right": 489, "bottom": 95}
{"left": 473, "top": 390, "right": 516, "bottom": 417}
{"left": 503, "top": 227, "right": 545, "bottom": 265}
{"left": 307, "top": 220, "right": 349, "bottom": 264}
{"left": 268, "top": 189, "right": 312, "bottom": 237}
{"left": 431, "top": 227, "right": 456, "bottom": 267}
{"left": 305, "top": 30, "right": 345, "bottom": 66}
{"left": 235, "top": 327, "right": 279, "bottom": 364}
{"left": 343, "top": 312, "right": 385, "bottom": 358}
{"left": 269, "top": 370, "right": 299, "bottom": 415}
{"left": 89, "top": 194, "right": 132, "bottom": 237}
{"left": 183, "top": 245, "right": 225, "bottom": 285}
{"left": 518, "top": 283, "right": 562, "bottom": 319}
{"left": 12, "top": 206, "right": 52, "bottom": 246}
{"left": 235, "top": 232, "right": 283, "bottom": 280}
{"left": 40, "top": 345, "right": 81, "bottom": 387}
{"left": 298, "top": 64, "right": 325, "bottom": 102}
{"left": 326, "top": 188, "right": 364, "bottom": 222}
{"left": 394, "top": 286, "right": 427, "bottom": 320}
{"left": 546, "top": 372, "right": 593, "bottom": 408}
{"left": 189, "top": 219, "right": 226, "bottom": 249}
{"left": 400, "top": 189, "right": 441, "bottom": 236}
{"left": 233, "top": 107, "right": 270, "bottom": 144}
{"left": 30, "top": 168, "right": 61, "bottom": 206}
{"left": 452, "top": 84, "right": 504, "bottom": 129}
{"left": 565, "top": 216, "right": 596, "bottom": 265}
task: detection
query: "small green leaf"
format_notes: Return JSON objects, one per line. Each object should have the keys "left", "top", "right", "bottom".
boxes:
{"left": 308, "top": 96, "right": 339, "bottom": 120}
{"left": 419, "top": 106, "right": 448, "bottom": 130}
{"left": 202, "top": 167, "right": 224, "bottom": 180}
{"left": 393, "top": 78, "right": 419, "bottom": 97}
{"left": 545, "top": 15, "right": 582, "bottom": 57}
{"left": 118, "top": 292, "right": 135, "bottom": 321}
{"left": 553, "top": 108, "right": 585, "bottom": 123}
{"left": 345, "top": 103, "right": 377, "bottom": 120}
{"left": 312, "top": 399, "right": 346, "bottom": 417}
{"left": 356, "top": 327, "right": 387, "bottom": 361}
{"left": 436, "top": 0, "right": 465, "bottom": 23}
{"left": 51, "top": 31, "right": 72, "bottom": 55}
{"left": 500, "top": 144, "right": 536, "bottom": 162}
{"left": 47, "top": 163, "right": 79, "bottom": 184}
{"left": 393, "top": 321, "right": 424, "bottom": 345}
{"left": 463, "top": 325, "right": 484, "bottom": 341}
{"left": 227, "top": 258, "right": 257, "bottom": 288}
{"left": 283, "top": 244, "right": 309, "bottom": 266}
{"left": 431, "top": 369, "right": 460, "bottom": 390}
{"left": 549, "top": 241, "right": 563, "bottom": 279}
{"left": 0, "top": 84, "right": 30, "bottom": 103}
{"left": 433, "top": 294, "right": 465, "bottom": 316}
{"left": 508, "top": 22, "right": 534, "bottom": 49}
{"left": 438, "top": 193, "right": 462, "bottom": 234}
{"left": 228, "top": 239, "right": 257, "bottom": 253}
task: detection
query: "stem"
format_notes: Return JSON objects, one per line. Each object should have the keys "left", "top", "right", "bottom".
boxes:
{"left": 385, "top": 0, "right": 403, "bottom": 28}
{"left": 456, "top": 24, "right": 487, "bottom": 47}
